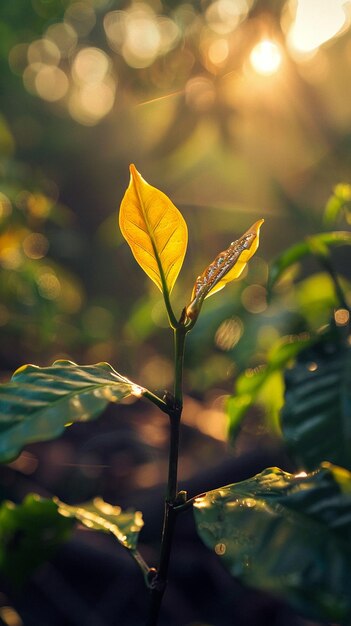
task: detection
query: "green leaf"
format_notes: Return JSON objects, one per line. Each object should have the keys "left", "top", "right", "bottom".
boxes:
{"left": 323, "top": 184, "right": 351, "bottom": 227}
{"left": 193, "top": 463, "right": 351, "bottom": 623}
{"left": 227, "top": 333, "right": 312, "bottom": 440}
{"left": 0, "top": 494, "right": 74, "bottom": 585}
{"left": 281, "top": 331, "right": 351, "bottom": 471}
{"left": 268, "top": 232, "right": 351, "bottom": 292}
{"left": 55, "top": 497, "right": 144, "bottom": 552}
{"left": 0, "top": 360, "right": 144, "bottom": 463}
{"left": 295, "top": 273, "right": 342, "bottom": 330}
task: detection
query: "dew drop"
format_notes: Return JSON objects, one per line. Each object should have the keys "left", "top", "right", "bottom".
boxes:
{"left": 215, "top": 542, "right": 226, "bottom": 555}
{"left": 243, "top": 554, "right": 251, "bottom": 568}
{"left": 243, "top": 497, "right": 256, "bottom": 508}
{"left": 307, "top": 362, "right": 318, "bottom": 372}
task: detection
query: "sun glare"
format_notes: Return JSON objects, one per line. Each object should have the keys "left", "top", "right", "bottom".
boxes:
{"left": 288, "top": 0, "right": 350, "bottom": 54}
{"left": 250, "top": 40, "right": 282, "bottom": 75}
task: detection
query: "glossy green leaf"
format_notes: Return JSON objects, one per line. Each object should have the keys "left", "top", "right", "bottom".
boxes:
{"left": 227, "top": 333, "right": 312, "bottom": 440}
{"left": 194, "top": 463, "right": 351, "bottom": 623}
{"left": 0, "top": 360, "right": 144, "bottom": 463}
{"left": 268, "top": 232, "right": 351, "bottom": 292}
{"left": 55, "top": 497, "right": 144, "bottom": 552}
{"left": 0, "top": 494, "right": 74, "bottom": 585}
{"left": 323, "top": 184, "right": 351, "bottom": 227}
{"left": 119, "top": 164, "right": 188, "bottom": 297}
{"left": 281, "top": 331, "right": 351, "bottom": 471}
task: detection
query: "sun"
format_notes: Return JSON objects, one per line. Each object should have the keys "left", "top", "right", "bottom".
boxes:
{"left": 250, "top": 40, "right": 282, "bottom": 76}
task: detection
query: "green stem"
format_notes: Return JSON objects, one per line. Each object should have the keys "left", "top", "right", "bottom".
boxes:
{"left": 145, "top": 326, "right": 187, "bottom": 626}
{"left": 132, "top": 549, "right": 153, "bottom": 584}
{"left": 142, "top": 389, "right": 169, "bottom": 415}
{"left": 174, "top": 492, "right": 205, "bottom": 514}
{"left": 162, "top": 286, "right": 178, "bottom": 329}
{"left": 173, "top": 326, "right": 186, "bottom": 409}
{"left": 166, "top": 412, "right": 181, "bottom": 502}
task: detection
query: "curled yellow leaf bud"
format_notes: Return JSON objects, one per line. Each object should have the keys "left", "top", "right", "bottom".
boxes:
{"left": 186, "top": 219, "right": 264, "bottom": 321}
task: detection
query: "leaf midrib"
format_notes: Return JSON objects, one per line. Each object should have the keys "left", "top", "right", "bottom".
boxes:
{"left": 134, "top": 179, "right": 170, "bottom": 294}
{"left": 1, "top": 380, "right": 133, "bottom": 426}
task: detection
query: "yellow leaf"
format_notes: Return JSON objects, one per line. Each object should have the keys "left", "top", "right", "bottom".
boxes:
{"left": 186, "top": 219, "right": 264, "bottom": 320}
{"left": 119, "top": 165, "right": 188, "bottom": 296}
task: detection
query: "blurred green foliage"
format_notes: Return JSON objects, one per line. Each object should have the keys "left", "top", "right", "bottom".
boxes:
{"left": 0, "top": 493, "right": 74, "bottom": 586}
{"left": 226, "top": 183, "right": 351, "bottom": 443}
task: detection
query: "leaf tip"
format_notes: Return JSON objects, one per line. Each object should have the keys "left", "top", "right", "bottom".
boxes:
{"left": 129, "top": 163, "right": 137, "bottom": 178}
{"left": 129, "top": 163, "right": 144, "bottom": 187}
{"left": 12, "top": 363, "right": 30, "bottom": 377}
{"left": 250, "top": 218, "right": 264, "bottom": 236}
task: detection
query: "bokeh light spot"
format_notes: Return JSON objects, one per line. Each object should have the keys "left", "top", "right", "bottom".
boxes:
{"left": 122, "top": 11, "right": 161, "bottom": 68}
{"left": 23, "top": 63, "right": 45, "bottom": 95}
{"left": 35, "top": 65, "right": 69, "bottom": 101}
{"left": 0, "top": 231, "right": 23, "bottom": 270}
{"left": 241, "top": 284, "right": 267, "bottom": 313}
{"left": 206, "top": 0, "right": 248, "bottom": 35}
{"left": 8, "top": 44, "right": 29, "bottom": 76}
{"left": 334, "top": 307, "right": 350, "bottom": 326}
{"left": 250, "top": 40, "right": 282, "bottom": 75}
{"left": 0, "top": 193, "right": 12, "bottom": 221}
{"left": 22, "top": 233, "right": 49, "bottom": 259}
{"left": 27, "top": 38, "right": 61, "bottom": 66}
{"left": 158, "top": 17, "right": 180, "bottom": 54}
{"left": 46, "top": 22, "right": 78, "bottom": 58}
{"left": 26, "top": 193, "right": 51, "bottom": 219}
{"left": 68, "top": 78, "right": 115, "bottom": 125}
{"left": 72, "top": 47, "right": 111, "bottom": 85}
{"left": 215, "top": 317, "right": 243, "bottom": 350}
{"left": 103, "top": 11, "right": 126, "bottom": 53}
{"left": 208, "top": 38, "right": 229, "bottom": 65}
{"left": 104, "top": 4, "right": 179, "bottom": 68}
{"left": 64, "top": 2, "right": 96, "bottom": 37}
{"left": 37, "top": 271, "right": 61, "bottom": 300}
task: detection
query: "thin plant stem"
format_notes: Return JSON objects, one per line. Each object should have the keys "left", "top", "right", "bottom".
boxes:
{"left": 162, "top": 286, "right": 178, "bottom": 329}
{"left": 142, "top": 389, "right": 169, "bottom": 415}
{"left": 174, "top": 492, "right": 206, "bottom": 514}
{"left": 173, "top": 326, "right": 186, "bottom": 409}
{"left": 145, "top": 326, "right": 187, "bottom": 626}
{"left": 132, "top": 550, "right": 153, "bottom": 584}
{"left": 166, "top": 412, "right": 181, "bottom": 502}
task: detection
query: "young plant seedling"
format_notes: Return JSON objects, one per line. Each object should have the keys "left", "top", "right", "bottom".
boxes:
{"left": 119, "top": 165, "right": 263, "bottom": 623}
{"left": 1, "top": 171, "right": 351, "bottom": 626}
